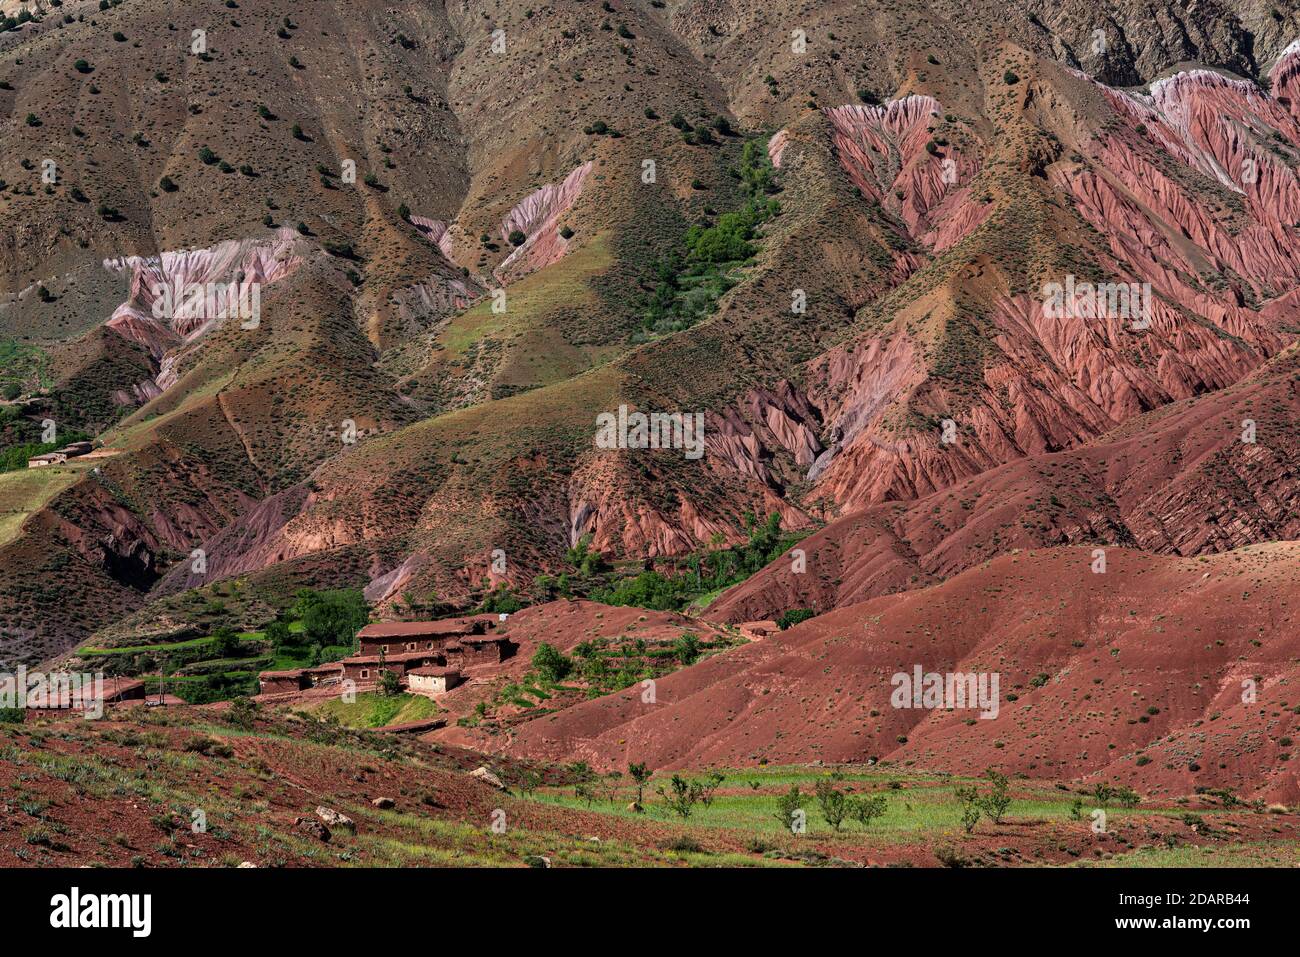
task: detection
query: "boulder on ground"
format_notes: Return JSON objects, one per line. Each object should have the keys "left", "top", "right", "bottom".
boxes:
{"left": 315, "top": 806, "right": 355, "bottom": 831}
{"left": 371, "top": 796, "right": 395, "bottom": 809}
{"left": 294, "top": 817, "right": 330, "bottom": 842}
{"left": 470, "top": 766, "right": 506, "bottom": 790}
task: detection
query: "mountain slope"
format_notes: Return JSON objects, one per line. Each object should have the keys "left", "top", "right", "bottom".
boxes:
{"left": 505, "top": 542, "right": 1300, "bottom": 803}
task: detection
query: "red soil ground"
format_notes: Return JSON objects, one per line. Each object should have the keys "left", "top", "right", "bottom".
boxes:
{"left": 503, "top": 544, "right": 1300, "bottom": 803}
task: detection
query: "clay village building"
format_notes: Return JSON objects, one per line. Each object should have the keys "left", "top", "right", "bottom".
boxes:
{"left": 256, "top": 662, "right": 343, "bottom": 695}
{"left": 354, "top": 615, "right": 497, "bottom": 655}
{"left": 27, "top": 441, "right": 93, "bottom": 469}
{"left": 340, "top": 650, "right": 443, "bottom": 683}
{"left": 407, "top": 666, "right": 462, "bottom": 696}
{"left": 257, "top": 616, "right": 513, "bottom": 699}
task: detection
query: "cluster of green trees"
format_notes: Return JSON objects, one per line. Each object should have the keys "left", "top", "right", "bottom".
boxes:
{"left": 637, "top": 138, "right": 781, "bottom": 337}
{"left": 684, "top": 142, "right": 780, "bottom": 264}
{"left": 530, "top": 631, "right": 707, "bottom": 698}
{"left": 774, "top": 780, "right": 889, "bottom": 833}
{"left": 265, "top": 588, "right": 369, "bottom": 663}
{"left": 776, "top": 608, "right": 816, "bottom": 630}
{"left": 592, "top": 512, "right": 800, "bottom": 612}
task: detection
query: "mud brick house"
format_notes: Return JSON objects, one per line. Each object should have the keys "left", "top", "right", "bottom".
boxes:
{"left": 258, "top": 670, "right": 306, "bottom": 694}
{"left": 407, "top": 666, "right": 462, "bottom": 696}
{"left": 256, "top": 662, "right": 343, "bottom": 694}
{"left": 355, "top": 616, "right": 497, "bottom": 656}
{"left": 445, "top": 635, "right": 510, "bottom": 666}
{"left": 340, "top": 650, "right": 443, "bottom": 683}
{"left": 26, "top": 441, "right": 94, "bottom": 469}
{"left": 257, "top": 618, "right": 512, "bottom": 695}
{"left": 26, "top": 451, "right": 67, "bottom": 468}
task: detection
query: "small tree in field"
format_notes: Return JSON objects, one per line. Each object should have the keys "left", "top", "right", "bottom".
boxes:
{"left": 698, "top": 770, "right": 725, "bottom": 808}
{"left": 657, "top": 774, "right": 702, "bottom": 820}
{"left": 978, "top": 769, "right": 1012, "bottom": 824}
{"left": 775, "top": 785, "right": 806, "bottom": 833}
{"left": 955, "top": 784, "right": 981, "bottom": 833}
{"left": 847, "top": 792, "right": 888, "bottom": 829}
{"left": 628, "top": 762, "right": 652, "bottom": 807}
{"left": 815, "top": 779, "right": 848, "bottom": 831}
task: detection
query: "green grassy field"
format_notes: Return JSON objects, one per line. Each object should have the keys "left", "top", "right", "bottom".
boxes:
{"left": 303, "top": 692, "right": 442, "bottom": 729}
{"left": 532, "top": 764, "right": 1156, "bottom": 844}
{"left": 0, "top": 464, "right": 85, "bottom": 547}
{"left": 1077, "top": 841, "right": 1300, "bottom": 867}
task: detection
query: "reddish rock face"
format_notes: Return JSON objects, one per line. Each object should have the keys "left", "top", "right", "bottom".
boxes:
{"left": 494, "top": 161, "right": 592, "bottom": 284}
{"left": 408, "top": 216, "right": 459, "bottom": 261}
{"left": 707, "top": 63, "right": 1300, "bottom": 523}
{"left": 103, "top": 229, "right": 305, "bottom": 393}
{"left": 824, "top": 98, "right": 989, "bottom": 254}
{"left": 708, "top": 344, "right": 1300, "bottom": 626}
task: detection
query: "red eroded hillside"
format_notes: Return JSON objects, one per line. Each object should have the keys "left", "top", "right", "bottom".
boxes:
{"left": 504, "top": 543, "right": 1300, "bottom": 802}
{"left": 708, "top": 344, "right": 1300, "bottom": 624}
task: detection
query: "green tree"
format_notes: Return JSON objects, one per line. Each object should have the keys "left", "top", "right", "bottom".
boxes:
{"left": 376, "top": 667, "right": 401, "bottom": 696}
{"left": 774, "top": 785, "right": 806, "bottom": 833}
{"left": 628, "top": 762, "right": 652, "bottom": 806}
{"left": 698, "top": 770, "right": 725, "bottom": 808}
{"left": 847, "top": 793, "right": 888, "bottom": 828}
{"left": 211, "top": 626, "right": 239, "bottom": 659}
{"left": 296, "top": 588, "right": 368, "bottom": 648}
{"left": 264, "top": 618, "right": 297, "bottom": 654}
{"left": 673, "top": 632, "right": 701, "bottom": 665}
{"left": 955, "top": 784, "right": 981, "bottom": 833}
{"left": 977, "top": 769, "right": 1012, "bottom": 823}
{"left": 776, "top": 608, "right": 816, "bottom": 630}
{"left": 815, "top": 779, "right": 848, "bottom": 831}
{"left": 656, "top": 774, "right": 702, "bottom": 819}
{"left": 532, "top": 642, "right": 573, "bottom": 683}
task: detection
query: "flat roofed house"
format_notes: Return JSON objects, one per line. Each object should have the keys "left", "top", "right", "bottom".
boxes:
{"left": 407, "top": 666, "right": 462, "bottom": 696}
{"left": 446, "top": 635, "right": 511, "bottom": 665}
{"left": 258, "top": 669, "right": 308, "bottom": 694}
{"left": 27, "top": 452, "right": 67, "bottom": 468}
{"left": 339, "top": 650, "right": 442, "bottom": 683}
{"left": 354, "top": 616, "right": 495, "bottom": 656}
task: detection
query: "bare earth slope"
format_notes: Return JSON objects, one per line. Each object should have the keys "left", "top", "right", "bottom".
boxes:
{"left": 506, "top": 543, "right": 1300, "bottom": 804}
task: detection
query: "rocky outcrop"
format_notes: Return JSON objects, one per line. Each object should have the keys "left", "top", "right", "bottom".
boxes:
{"left": 103, "top": 229, "right": 304, "bottom": 394}
{"left": 709, "top": 344, "right": 1300, "bottom": 624}
{"left": 494, "top": 162, "right": 592, "bottom": 284}
{"left": 389, "top": 276, "right": 481, "bottom": 333}
{"left": 566, "top": 455, "right": 729, "bottom": 557}
{"left": 824, "top": 99, "right": 989, "bottom": 250}
{"left": 409, "top": 216, "right": 458, "bottom": 261}
{"left": 708, "top": 64, "right": 1300, "bottom": 515}
{"left": 703, "top": 381, "right": 824, "bottom": 486}
{"left": 1071, "top": 63, "right": 1300, "bottom": 300}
